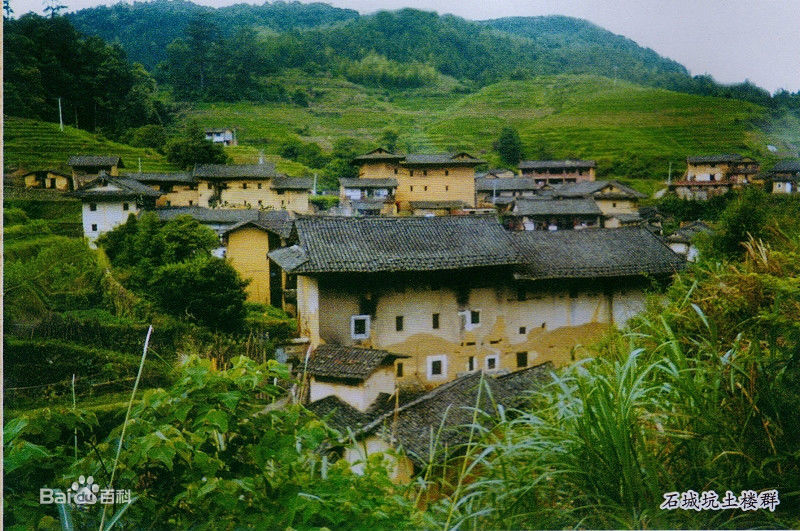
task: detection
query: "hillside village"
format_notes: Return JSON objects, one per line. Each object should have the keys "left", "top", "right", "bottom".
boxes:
{"left": 11, "top": 142, "right": 800, "bottom": 473}
{"left": 5, "top": 3, "right": 800, "bottom": 528}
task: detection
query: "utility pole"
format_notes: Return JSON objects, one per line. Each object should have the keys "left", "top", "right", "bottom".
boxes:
{"left": 58, "top": 97, "right": 64, "bottom": 131}
{"left": 667, "top": 161, "right": 672, "bottom": 185}
{"left": 138, "top": 157, "right": 142, "bottom": 173}
{"left": 313, "top": 173, "right": 318, "bottom": 195}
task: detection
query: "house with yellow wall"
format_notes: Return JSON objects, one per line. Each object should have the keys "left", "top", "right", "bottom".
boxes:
{"left": 352, "top": 148, "right": 484, "bottom": 212}
{"left": 221, "top": 210, "right": 295, "bottom": 308}
{"left": 270, "top": 216, "right": 684, "bottom": 391}
{"left": 519, "top": 159, "right": 596, "bottom": 184}
{"left": 670, "top": 154, "right": 761, "bottom": 199}
{"left": 551, "top": 180, "right": 646, "bottom": 227}
{"left": 767, "top": 160, "right": 800, "bottom": 194}
{"left": 22, "top": 169, "right": 73, "bottom": 191}
{"left": 128, "top": 172, "right": 198, "bottom": 207}
{"left": 338, "top": 177, "right": 398, "bottom": 216}
{"left": 305, "top": 347, "right": 553, "bottom": 479}
{"left": 193, "top": 163, "right": 312, "bottom": 212}
{"left": 68, "top": 155, "right": 124, "bottom": 188}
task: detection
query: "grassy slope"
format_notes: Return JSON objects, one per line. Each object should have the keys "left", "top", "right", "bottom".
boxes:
{"left": 3, "top": 117, "right": 179, "bottom": 173}
{"left": 185, "top": 73, "right": 785, "bottom": 184}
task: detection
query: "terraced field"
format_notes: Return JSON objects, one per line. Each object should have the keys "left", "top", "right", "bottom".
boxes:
{"left": 184, "top": 73, "right": 787, "bottom": 180}
{"left": 3, "top": 117, "right": 179, "bottom": 173}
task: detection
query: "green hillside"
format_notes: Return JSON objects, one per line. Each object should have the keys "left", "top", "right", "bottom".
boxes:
{"left": 3, "top": 117, "right": 179, "bottom": 173}
{"left": 184, "top": 74, "right": 783, "bottom": 181}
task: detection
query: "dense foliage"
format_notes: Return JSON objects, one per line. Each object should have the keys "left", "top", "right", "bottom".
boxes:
{"left": 98, "top": 213, "right": 248, "bottom": 331}
{"left": 67, "top": 0, "right": 360, "bottom": 69}
{"left": 165, "top": 123, "right": 229, "bottom": 169}
{"left": 493, "top": 126, "right": 524, "bottom": 165}
{"left": 3, "top": 14, "right": 164, "bottom": 137}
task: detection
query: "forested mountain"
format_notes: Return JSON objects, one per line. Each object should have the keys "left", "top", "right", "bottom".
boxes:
{"left": 67, "top": 0, "right": 359, "bottom": 69}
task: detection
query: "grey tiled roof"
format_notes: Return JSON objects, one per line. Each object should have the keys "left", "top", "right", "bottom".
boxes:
{"left": 402, "top": 152, "right": 485, "bottom": 166}
{"left": 352, "top": 148, "right": 404, "bottom": 162}
{"left": 475, "top": 178, "right": 540, "bottom": 192}
{"left": 126, "top": 172, "right": 196, "bottom": 184}
{"left": 152, "top": 206, "right": 259, "bottom": 224}
{"left": 686, "top": 154, "right": 743, "bottom": 164}
{"left": 358, "top": 363, "right": 554, "bottom": 464}
{"left": 221, "top": 210, "right": 295, "bottom": 239}
{"left": 339, "top": 178, "right": 398, "bottom": 188}
{"left": 409, "top": 200, "right": 467, "bottom": 210}
{"left": 305, "top": 344, "right": 408, "bottom": 383}
{"left": 306, "top": 396, "right": 371, "bottom": 432}
{"left": 519, "top": 159, "right": 595, "bottom": 169}
{"left": 512, "top": 227, "right": 685, "bottom": 279}
{"left": 270, "top": 177, "right": 313, "bottom": 190}
{"left": 769, "top": 160, "right": 800, "bottom": 174}
{"left": 666, "top": 221, "right": 712, "bottom": 244}
{"left": 72, "top": 175, "right": 160, "bottom": 200}
{"left": 553, "top": 180, "right": 646, "bottom": 199}
{"left": 270, "top": 215, "right": 520, "bottom": 274}
{"left": 193, "top": 163, "right": 278, "bottom": 179}
{"left": 512, "top": 197, "right": 602, "bottom": 216}
{"left": 68, "top": 155, "right": 123, "bottom": 168}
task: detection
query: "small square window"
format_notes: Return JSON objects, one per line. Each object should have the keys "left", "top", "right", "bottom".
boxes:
{"left": 395, "top": 315, "right": 404, "bottom": 332}
{"left": 91, "top": 224, "right": 98, "bottom": 232}
{"left": 486, "top": 356, "right": 497, "bottom": 370}
{"left": 519, "top": 326, "right": 526, "bottom": 335}
{"left": 89, "top": 203, "right": 97, "bottom": 211}
{"left": 445, "top": 185, "right": 449, "bottom": 191}
{"left": 351, "top": 315, "right": 370, "bottom": 339}
{"left": 122, "top": 202, "right": 129, "bottom": 211}
{"left": 189, "top": 200, "right": 193, "bottom": 206}
{"left": 396, "top": 362, "right": 404, "bottom": 377}
{"left": 394, "top": 169, "right": 398, "bottom": 174}
{"left": 424, "top": 186, "right": 428, "bottom": 191}
{"left": 445, "top": 170, "right": 449, "bottom": 176}
{"left": 516, "top": 352, "right": 528, "bottom": 368}
{"left": 432, "top": 313, "right": 440, "bottom": 329}
{"left": 410, "top": 170, "right": 414, "bottom": 177}
{"left": 423, "top": 170, "right": 427, "bottom": 176}
{"left": 468, "top": 356, "right": 475, "bottom": 371}
{"left": 166, "top": 200, "right": 172, "bottom": 207}
{"left": 470, "top": 310, "right": 480, "bottom": 325}
{"left": 242, "top": 183, "right": 248, "bottom": 189}
{"left": 257, "top": 183, "right": 262, "bottom": 189}
{"left": 427, "top": 355, "right": 447, "bottom": 379}
{"left": 410, "top": 186, "right": 414, "bottom": 191}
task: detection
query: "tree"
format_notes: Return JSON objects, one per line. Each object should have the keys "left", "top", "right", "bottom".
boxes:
{"left": 149, "top": 256, "right": 248, "bottom": 332}
{"left": 290, "top": 88, "right": 309, "bottom": 107}
{"left": 493, "top": 126, "right": 524, "bottom": 166}
{"left": 43, "top": 0, "right": 66, "bottom": 18}
{"left": 4, "top": 0, "right": 13, "bottom": 19}
{"left": 379, "top": 129, "right": 399, "bottom": 152}
{"left": 710, "top": 187, "right": 769, "bottom": 259}
{"left": 166, "top": 122, "right": 229, "bottom": 170}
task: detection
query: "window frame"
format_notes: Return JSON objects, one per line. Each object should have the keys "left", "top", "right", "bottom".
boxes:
{"left": 427, "top": 355, "right": 448, "bottom": 380}
{"left": 350, "top": 314, "right": 371, "bottom": 340}
{"left": 485, "top": 354, "right": 499, "bottom": 371}
{"left": 516, "top": 351, "right": 528, "bottom": 368}
{"left": 395, "top": 315, "right": 404, "bottom": 332}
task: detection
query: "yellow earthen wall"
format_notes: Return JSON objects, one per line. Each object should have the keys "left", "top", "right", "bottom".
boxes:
{"left": 226, "top": 227, "right": 272, "bottom": 304}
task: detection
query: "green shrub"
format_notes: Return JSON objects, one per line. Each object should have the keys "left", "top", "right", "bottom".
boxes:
{"left": 3, "top": 207, "right": 29, "bottom": 225}
{"left": 309, "top": 195, "right": 340, "bottom": 210}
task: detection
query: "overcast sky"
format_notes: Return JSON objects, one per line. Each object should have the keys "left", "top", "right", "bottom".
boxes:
{"left": 16, "top": 0, "right": 800, "bottom": 93}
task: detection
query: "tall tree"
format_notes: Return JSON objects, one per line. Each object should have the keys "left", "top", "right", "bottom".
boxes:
{"left": 493, "top": 126, "right": 524, "bottom": 166}
{"left": 42, "top": 0, "right": 66, "bottom": 18}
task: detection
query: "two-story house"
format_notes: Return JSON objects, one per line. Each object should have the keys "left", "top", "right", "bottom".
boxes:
{"left": 128, "top": 172, "right": 198, "bottom": 207}
{"left": 72, "top": 172, "right": 161, "bottom": 246}
{"left": 518, "top": 159, "right": 596, "bottom": 184}
{"left": 671, "top": 154, "right": 761, "bottom": 199}
{"left": 194, "top": 163, "right": 312, "bottom": 212}
{"left": 475, "top": 177, "right": 540, "bottom": 209}
{"left": 352, "top": 148, "right": 484, "bottom": 212}
{"left": 22, "top": 169, "right": 73, "bottom": 191}
{"left": 338, "top": 178, "right": 398, "bottom": 216}
{"left": 552, "top": 180, "right": 646, "bottom": 227}
{"left": 270, "top": 216, "right": 684, "bottom": 390}
{"left": 67, "top": 155, "right": 124, "bottom": 189}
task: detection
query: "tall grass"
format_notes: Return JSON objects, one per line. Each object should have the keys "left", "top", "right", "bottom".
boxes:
{"left": 428, "top": 236, "right": 799, "bottom": 529}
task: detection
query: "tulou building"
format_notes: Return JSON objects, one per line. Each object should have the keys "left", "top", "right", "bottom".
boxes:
{"left": 518, "top": 159, "right": 596, "bottom": 184}
{"left": 350, "top": 148, "right": 485, "bottom": 213}
{"left": 270, "top": 215, "right": 685, "bottom": 389}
